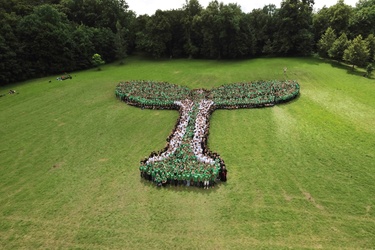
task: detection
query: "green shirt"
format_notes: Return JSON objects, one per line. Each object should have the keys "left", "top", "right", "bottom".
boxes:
{"left": 193, "top": 174, "right": 198, "bottom": 182}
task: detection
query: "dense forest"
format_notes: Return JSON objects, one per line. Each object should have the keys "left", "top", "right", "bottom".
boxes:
{"left": 0, "top": 0, "right": 374, "bottom": 84}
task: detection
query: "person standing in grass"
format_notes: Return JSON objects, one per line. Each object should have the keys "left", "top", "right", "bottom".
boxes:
{"left": 178, "top": 171, "right": 182, "bottom": 185}
{"left": 173, "top": 173, "right": 178, "bottom": 186}
{"left": 182, "top": 171, "right": 186, "bottom": 186}
{"left": 162, "top": 174, "right": 167, "bottom": 187}
{"left": 210, "top": 173, "right": 216, "bottom": 188}
{"left": 151, "top": 169, "right": 156, "bottom": 182}
{"left": 155, "top": 174, "right": 161, "bottom": 187}
{"left": 204, "top": 173, "right": 209, "bottom": 189}
{"left": 198, "top": 173, "right": 204, "bottom": 188}
{"left": 186, "top": 172, "right": 191, "bottom": 186}
{"left": 222, "top": 166, "right": 227, "bottom": 182}
{"left": 166, "top": 171, "right": 171, "bottom": 185}
{"left": 192, "top": 171, "right": 198, "bottom": 186}
{"left": 147, "top": 168, "right": 152, "bottom": 181}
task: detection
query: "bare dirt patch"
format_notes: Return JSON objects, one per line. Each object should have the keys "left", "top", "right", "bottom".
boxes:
{"left": 98, "top": 158, "right": 109, "bottom": 162}
{"left": 303, "top": 191, "right": 324, "bottom": 210}
{"left": 51, "top": 162, "right": 64, "bottom": 169}
{"left": 282, "top": 189, "right": 293, "bottom": 201}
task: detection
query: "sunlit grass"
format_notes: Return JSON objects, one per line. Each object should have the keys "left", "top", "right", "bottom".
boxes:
{"left": 0, "top": 56, "right": 374, "bottom": 249}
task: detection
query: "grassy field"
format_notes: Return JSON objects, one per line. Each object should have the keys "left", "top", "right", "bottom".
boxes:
{"left": 0, "top": 56, "right": 374, "bottom": 249}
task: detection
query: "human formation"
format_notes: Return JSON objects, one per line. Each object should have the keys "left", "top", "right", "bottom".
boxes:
{"left": 115, "top": 80, "right": 299, "bottom": 188}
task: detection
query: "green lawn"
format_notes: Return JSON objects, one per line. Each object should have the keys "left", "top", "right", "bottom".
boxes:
{"left": 0, "top": 56, "right": 374, "bottom": 249}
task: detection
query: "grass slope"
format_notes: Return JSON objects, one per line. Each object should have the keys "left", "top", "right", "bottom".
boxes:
{"left": 0, "top": 57, "right": 374, "bottom": 249}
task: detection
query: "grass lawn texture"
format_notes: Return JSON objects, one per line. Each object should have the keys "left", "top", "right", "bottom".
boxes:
{"left": 0, "top": 56, "right": 374, "bottom": 249}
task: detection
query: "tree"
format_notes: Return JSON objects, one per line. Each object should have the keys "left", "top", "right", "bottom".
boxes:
{"left": 349, "top": 0, "right": 375, "bottom": 37}
{"left": 0, "top": 11, "right": 23, "bottom": 85}
{"left": 313, "top": 1, "right": 352, "bottom": 45}
{"left": 313, "top": 6, "right": 331, "bottom": 43}
{"left": 217, "top": 3, "right": 249, "bottom": 58}
{"left": 92, "top": 53, "right": 105, "bottom": 70}
{"left": 249, "top": 5, "right": 278, "bottom": 55}
{"left": 343, "top": 35, "right": 370, "bottom": 69}
{"left": 200, "top": 1, "right": 222, "bottom": 59}
{"left": 136, "top": 10, "right": 172, "bottom": 58}
{"left": 61, "top": 0, "right": 129, "bottom": 32}
{"left": 318, "top": 27, "right": 337, "bottom": 58}
{"left": 237, "top": 13, "right": 256, "bottom": 57}
{"left": 198, "top": 1, "right": 255, "bottom": 59}
{"left": 182, "top": 0, "right": 203, "bottom": 58}
{"left": 115, "top": 21, "right": 128, "bottom": 64}
{"left": 328, "top": 0, "right": 352, "bottom": 35}
{"left": 328, "top": 32, "right": 349, "bottom": 61}
{"left": 0, "top": 0, "right": 134, "bottom": 84}
{"left": 273, "top": 0, "right": 315, "bottom": 55}
{"left": 365, "top": 34, "right": 375, "bottom": 62}
{"left": 164, "top": 10, "right": 186, "bottom": 58}
{"left": 17, "top": 4, "right": 75, "bottom": 76}
{"left": 365, "top": 63, "right": 374, "bottom": 77}
{"left": 91, "top": 27, "right": 116, "bottom": 62}
{"left": 71, "top": 25, "right": 95, "bottom": 69}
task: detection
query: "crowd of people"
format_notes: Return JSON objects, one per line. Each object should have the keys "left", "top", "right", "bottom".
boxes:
{"left": 116, "top": 80, "right": 299, "bottom": 188}
{"left": 115, "top": 80, "right": 190, "bottom": 109}
{"left": 146, "top": 99, "right": 193, "bottom": 164}
{"left": 191, "top": 99, "right": 216, "bottom": 165}
{"left": 211, "top": 80, "right": 300, "bottom": 108}
{"left": 138, "top": 91, "right": 226, "bottom": 189}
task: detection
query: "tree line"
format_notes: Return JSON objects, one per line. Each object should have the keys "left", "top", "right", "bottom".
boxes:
{"left": 1, "top": 0, "right": 374, "bottom": 85}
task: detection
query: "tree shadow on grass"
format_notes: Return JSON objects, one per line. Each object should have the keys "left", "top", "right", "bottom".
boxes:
{"left": 328, "top": 60, "right": 366, "bottom": 77}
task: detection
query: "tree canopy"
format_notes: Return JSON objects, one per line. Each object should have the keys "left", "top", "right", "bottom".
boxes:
{"left": 0, "top": 0, "right": 374, "bottom": 85}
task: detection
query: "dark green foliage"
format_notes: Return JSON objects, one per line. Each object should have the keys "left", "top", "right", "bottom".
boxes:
{"left": 313, "top": 6, "right": 331, "bottom": 42}
{"left": 60, "top": 0, "right": 129, "bottom": 33}
{"left": 92, "top": 28, "right": 117, "bottom": 62}
{"left": 249, "top": 5, "right": 278, "bottom": 55}
{"left": 0, "top": 11, "right": 22, "bottom": 84}
{"left": 1, "top": 0, "right": 374, "bottom": 85}
{"left": 70, "top": 25, "right": 96, "bottom": 69}
{"left": 198, "top": 1, "right": 256, "bottom": 59}
{"left": 17, "top": 5, "right": 74, "bottom": 76}
{"left": 0, "top": 0, "right": 134, "bottom": 85}
{"left": 115, "top": 21, "right": 128, "bottom": 64}
{"left": 136, "top": 10, "right": 172, "bottom": 58}
{"left": 273, "top": 0, "right": 315, "bottom": 55}
{"left": 313, "top": 1, "right": 352, "bottom": 44}
{"left": 366, "top": 34, "right": 375, "bottom": 62}
{"left": 327, "top": 0, "right": 352, "bottom": 35}
{"left": 182, "top": 0, "right": 203, "bottom": 58}
{"left": 349, "top": 0, "right": 375, "bottom": 37}
{"left": 318, "top": 27, "right": 337, "bottom": 58}
{"left": 328, "top": 32, "right": 349, "bottom": 61}
{"left": 365, "top": 63, "right": 374, "bottom": 77}
{"left": 344, "top": 35, "right": 370, "bottom": 68}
